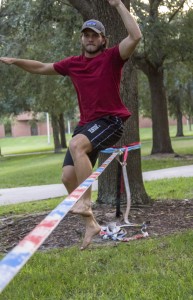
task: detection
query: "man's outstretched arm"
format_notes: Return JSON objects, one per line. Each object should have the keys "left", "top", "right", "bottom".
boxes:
{"left": 0, "top": 57, "right": 58, "bottom": 75}
{"left": 107, "top": 0, "right": 142, "bottom": 60}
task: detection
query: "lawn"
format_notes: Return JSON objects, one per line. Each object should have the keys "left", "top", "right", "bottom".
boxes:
{"left": 0, "top": 135, "right": 55, "bottom": 155}
{"left": 0, "top": 127, "right": 193, "bottom": 299}
{"left": 0, "top": 153, "right": 64, "bottom": 188}
{"left": 0, "top": 125, "right": 193, "bottom": 156}
{"left": 0, "top": 127, "right": 193, "bottom": 188}
{"left": 0, "top": 233, "right": 193, "bottom": 300}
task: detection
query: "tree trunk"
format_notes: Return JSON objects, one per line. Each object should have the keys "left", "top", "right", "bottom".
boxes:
{"left": 176, "top": 111, "right": 184, "bottom": 137}
{"left": 96, "top": 0, "right": 150, "bottom": 206}
{"left": 58, "top": 113, "right": 67, "bottom": 148}
{"left": 98, "top": 60, "right": 150, "bottom": 205}
{"left": 148, "top": 66, "right": 174, "bottom": 154}
{"left": 51, "top": 114, "right": 62, "bottom": 153}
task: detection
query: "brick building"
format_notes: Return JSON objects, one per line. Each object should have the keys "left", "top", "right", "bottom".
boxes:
{"left": 0, "top": 113, "right": 186, "bottom": 139}
{"left": 0, "top": 112, "right": 51, "bottom": 138}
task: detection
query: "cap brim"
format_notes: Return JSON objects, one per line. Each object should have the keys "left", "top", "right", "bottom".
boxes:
{"left": 81, "top": 27, "right": 101, "bottom": 34}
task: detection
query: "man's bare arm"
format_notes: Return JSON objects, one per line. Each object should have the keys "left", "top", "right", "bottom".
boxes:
{"left": 107, "top": 0, "right": 142, "bottom": 60}
{"left": 0, "top": 57, "right": 58, "bottom": 75}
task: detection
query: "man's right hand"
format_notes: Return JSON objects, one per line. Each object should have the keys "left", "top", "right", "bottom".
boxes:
{"left": 0, "top": 57, "right": 16, "bottom": 65}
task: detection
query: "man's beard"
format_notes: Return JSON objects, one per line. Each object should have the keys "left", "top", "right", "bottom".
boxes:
{"left": 83, "top": 43, "right": 104, "bottom": 55}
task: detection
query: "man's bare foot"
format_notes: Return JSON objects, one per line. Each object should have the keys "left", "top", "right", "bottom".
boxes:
{"left": 80, "top": 219, "right": 101, "bottom": 250}
{"left": 70, "top": 199, "right": 92, "bottom": 216}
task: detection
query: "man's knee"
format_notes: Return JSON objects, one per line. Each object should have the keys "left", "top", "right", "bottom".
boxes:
{"left": 69, "top": 138, "right": 80, "bottom": 155}
{"left": 69, "top": 134, "right": 92, "bottom": 157}
{"left": 61, "top": 171, "right": 69, "bottom": 186}
{"left": 61, "top": 166, "right": 78, "bottom": 191}
{"left": 62, "top": 169, "right": 73, "bottom": 186}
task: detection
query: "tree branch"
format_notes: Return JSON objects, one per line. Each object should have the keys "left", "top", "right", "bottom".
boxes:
{"left": 58, "top": 0, "right": 73, "bottom": 8}
{"left": 68, "top": 0, "right": 97, "bottom": 20}
{"left": 168, "top": 0, "right": 186, "bottom": 23}
{"left": 149, "top": 0, "right": 163, "bottom": 19}
{"left": 134, "top": 53, "right": 149, "bottom": 75}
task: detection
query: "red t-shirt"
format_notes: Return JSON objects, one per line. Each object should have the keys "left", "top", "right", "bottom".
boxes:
{"left": 53, "top": 46, "right": 131, "bottom": 125}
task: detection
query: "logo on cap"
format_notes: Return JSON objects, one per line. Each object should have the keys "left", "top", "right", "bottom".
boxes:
{"left": 86, "top": 21, "right": 97, "bottom": 26}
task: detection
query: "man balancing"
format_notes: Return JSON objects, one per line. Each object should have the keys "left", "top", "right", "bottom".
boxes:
{"left": 0, "top": 0, "right": 142, "bottom": 250}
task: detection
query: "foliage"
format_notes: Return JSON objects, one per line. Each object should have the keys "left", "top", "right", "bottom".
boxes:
{"left": 138, "top": 71, "right": 151, "bottom": 118}
{"left": 0, "top": 0, "right": 82, "bottom": 118}
{"left": 166, "top": 62, "right": 193, "bottom": 122}
{"left": 133, "top": 0, "right": 193, "bottom": 153}
{"left": 134, "top": 0, "right": 193, "bottom": 66}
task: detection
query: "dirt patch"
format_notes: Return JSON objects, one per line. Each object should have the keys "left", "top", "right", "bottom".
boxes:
{"left": 1, "top": 199, "right": 193, "bottom": 253}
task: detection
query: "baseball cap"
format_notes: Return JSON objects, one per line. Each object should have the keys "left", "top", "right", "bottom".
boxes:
{"left": 81, "top": 19, "right": 106, "bottom": 36}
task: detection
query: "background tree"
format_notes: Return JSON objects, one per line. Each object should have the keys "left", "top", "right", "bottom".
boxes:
{"left": 0, "top": 0, "right": 81, "bottom": 151}
{"left": 168, "top": 89, "right": 184, "bottom": 137}
{"left": 184, "top": 80, "right": 193, "bottom": 130}
{"left": 166, "top": 62, "right": 193, "bottom": 135}
{"left": 134, "top": 0, "right": 193, "bottom": 154}
{"left": 138, "top": 71, "right": 151, "bottom": 119}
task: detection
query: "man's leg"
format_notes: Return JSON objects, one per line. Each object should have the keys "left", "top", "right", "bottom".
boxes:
{"left": 62, "top": 164, "right": 90, "bottom": 214}
{"left": 68, "top": 133, "right": 95, "bottom": 215}
{"left": 62, "top": 161, "right": 101, "bottom": 250}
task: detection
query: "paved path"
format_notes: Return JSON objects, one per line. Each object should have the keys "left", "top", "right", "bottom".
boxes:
{"left": 0, "top": 165, "right": 193, "bottom": 206}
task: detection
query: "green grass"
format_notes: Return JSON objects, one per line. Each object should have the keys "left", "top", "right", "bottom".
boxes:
{"left": 0, "top": 125, "right": 193, "bottom": 156}
{"left": 139, "top": 125, "right": 193, "bottom": 142}
{"left": 0, "top": 132, "right": 193, "bottom": 188}
{"left": 0, "top": 197, "right": 64, "bottom": 216}
{"left": 0, "top": 128, "right": 193, "bottom": 299}
{"left": 0, "top": 135, "right": 55, "bottom": 155}
{"left": 0, "top": 175, "right": 192, "bottom": 217}
{"left": 171, "top": 136, "right": 193, "bottom": 155}
{"left": 0, "top": 232, "right": 193, "bottom": 300}
{"left": 140, "top": 136, "right": 193, "bottom": 156}
{"left": 0, "top": 153, "right": 65, "bottom": 188}
{"left": 144, "top": 177, "right": 193, "bottom": 200}
{"left": 141, "top": 157, "right": 193, "bottom": 171}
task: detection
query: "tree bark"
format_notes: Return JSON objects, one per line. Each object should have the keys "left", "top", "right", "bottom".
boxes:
{"left": 51, "top": 114, "right": 62, "bottom": 153}
{"left": 68, "top": 0, "right": 96, "bottom": 20}
{"left": 147, "top": 66, "right": 174, "bottom": 154}
{"left": 176, "top": 111, "right": 184, "bottom": 137}
{"left": 98, "top": 59, "right": 150, "bottom": 205}
{"left": 135, "top": 54, "right": 174, "bottom": 154}
{"left": 58, "top": 113, "right": 67, "bottom": 148}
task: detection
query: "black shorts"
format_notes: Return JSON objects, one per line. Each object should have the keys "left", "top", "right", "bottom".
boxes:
{"left": 63, "top": 116, "right": 124, "bottom": 167}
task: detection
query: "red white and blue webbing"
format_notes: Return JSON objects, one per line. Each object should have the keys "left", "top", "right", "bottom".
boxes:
{"left": 102, "top": 142, "right": 141, "bottom": 224}
{"left": 0, "top": 151, "right": 119, "bottom": 294}
{"left": 101, "top": 142, "right": 141, "bottom": 154}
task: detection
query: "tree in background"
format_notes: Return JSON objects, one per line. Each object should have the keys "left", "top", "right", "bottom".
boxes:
{"left": 166, "top": 62, "right": 193, "bottom": 135}
{"left": 134, "top": 0, "right": 193, "bottom": 154}
{"left": 0, "top": 0, "right": 81, "bottom": 151}
{"left": 138, "top": 71, "right": 151, "bottom": 119}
